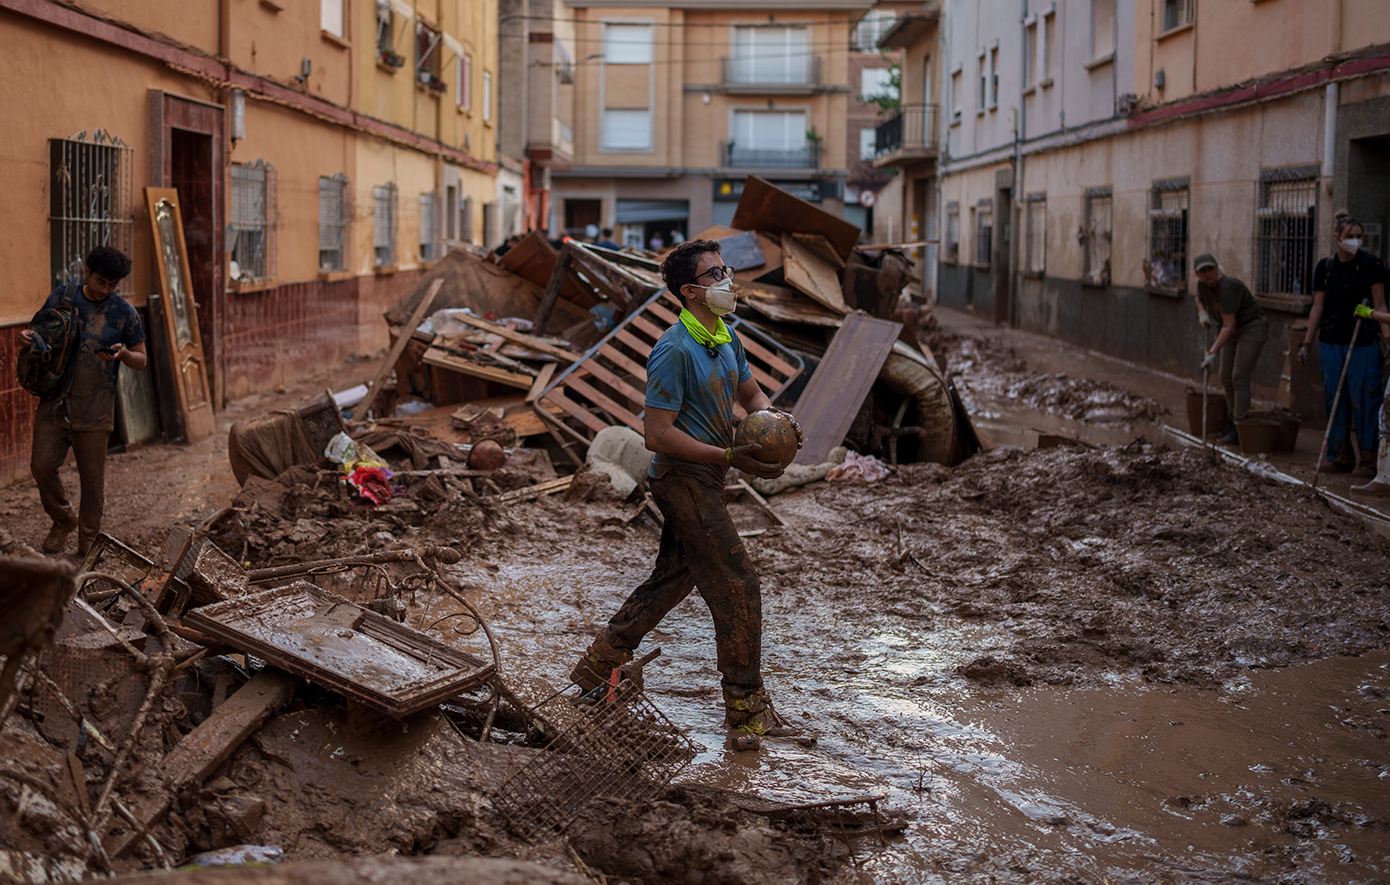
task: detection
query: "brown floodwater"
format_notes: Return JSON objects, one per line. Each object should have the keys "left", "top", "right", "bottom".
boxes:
{"left": 436, "top": 545, "right": 1389, "bottom": 885}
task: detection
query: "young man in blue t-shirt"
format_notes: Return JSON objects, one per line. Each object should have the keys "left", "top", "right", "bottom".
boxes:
{"left": 569, "top": 239, "right": 806, "bottom": 738}
{"left": 20, "top": 246, "right": 147, "bottom": 556}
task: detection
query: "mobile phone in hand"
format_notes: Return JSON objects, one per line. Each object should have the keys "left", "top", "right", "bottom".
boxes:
{"left": 98, "top": 345, "right": 118, "bottom": 355}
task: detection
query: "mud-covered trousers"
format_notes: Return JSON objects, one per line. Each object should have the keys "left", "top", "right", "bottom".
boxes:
{"left": 602, "top": 471, "right": 763, "bottom": 704}
{"left": 31, "top": 416, "right": 109, "bottom": 554}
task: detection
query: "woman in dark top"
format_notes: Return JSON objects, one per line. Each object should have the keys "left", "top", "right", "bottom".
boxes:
{"left": 1194, "top": 252, "right": 1267, "bottom": 443}
{"left": 1299, "top": 211, "right": 1388, "bottom": 472}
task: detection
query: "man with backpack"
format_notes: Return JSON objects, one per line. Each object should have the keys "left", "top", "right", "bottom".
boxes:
{"left": 19, "top": 246, "right": 147, "bottom": 557}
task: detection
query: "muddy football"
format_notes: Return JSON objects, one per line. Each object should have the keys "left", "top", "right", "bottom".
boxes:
{"left": 735, "top": 409, "right": 798, "bottom": 468}
{"left": 468, "top": 438, "right": 506, "bottom": 470}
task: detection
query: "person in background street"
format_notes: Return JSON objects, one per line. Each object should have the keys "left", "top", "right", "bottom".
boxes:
{"left": 19, "top": 246, "right": 148, "bottom": 556}
{"left": 596, "top": 228, "right": 621, "bottom": 251}
{"left": 1193, "top": 253, "right": 1268, "bottom": 444}
{"left": 1342, "top": 300, "right": 1390, "bottom": 495}
{"left": 669, "top": 230, "right": 686, "bottom": 245}
{"left": 1299, "top": 211, "right": 1388, "bottom": 473}
{"left": 569, "top": 239, "right": 807, "bottom": 739}
{"left": 648, "top": 232, "right": 665, "bottom": 252}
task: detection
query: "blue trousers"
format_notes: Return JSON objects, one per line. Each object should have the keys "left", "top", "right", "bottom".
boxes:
{"left": 1319, "top": 342, "right": 1384, "bottom": 460}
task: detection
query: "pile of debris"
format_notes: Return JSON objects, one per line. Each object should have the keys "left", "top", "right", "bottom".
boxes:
{"left": 280, "top": 176, "right": 987, "bottom": 491}
{"left": 0, "top": 526, "right": 899, "bottom": 880}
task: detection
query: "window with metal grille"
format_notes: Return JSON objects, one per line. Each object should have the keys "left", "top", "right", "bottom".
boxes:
{"left": 230, "top": 160, "right": 276, "bottom": 281}
{"left": 419, "top": 191, "right": 438, "bottom": 262}
{"left": 374, "top": 183, "right": 397, "bottom": 267}
{"left": 376, "top": 0, "right": 392, "bottom": 54}
{"left": 1163, "top": 0, "right": 1192, "bottom": 32}
{"left": 318, "top": 173, "right": 349, "bottom": 271}
{"left": 1255, "top": 169, "right": 1317, "bottom": 299}
{"left": 48, "top": 130, "right": 134, "bottom": 294}
{"left": 945, "top": 202, "right": 960, "bottom": 263}
{"left": 1024, "top": 193, "right": 1046, "bottom": 276}
{"left": 1083, "top": 187, "right": 1112, "bottom": 286}
{"left": 1148, "top": 178, "right": 1189, "bottom": 288}
{"left": 975, "top": 201, "right": 993, "bottom": 266}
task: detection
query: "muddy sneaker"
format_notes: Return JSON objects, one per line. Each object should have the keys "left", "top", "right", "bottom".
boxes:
{"left": 725, "top": 690, "right": 803, "bottom": 738}
{"left": 41, "top": 516, "right": 77, "bottom": 554}
{"left": 568, "top": 633, "right": 637, "bottom": 694}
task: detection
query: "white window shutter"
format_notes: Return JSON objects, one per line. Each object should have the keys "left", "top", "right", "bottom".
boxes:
{"left": 322, "top": 0, "right": 344, "bottom": 37}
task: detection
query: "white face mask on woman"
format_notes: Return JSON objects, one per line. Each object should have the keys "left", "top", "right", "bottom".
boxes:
{"left": 1340, "top": 237, "right": 1362, "bottom": 255}
{"left": 698, "top": 278, "right": 738, "bottom": 316}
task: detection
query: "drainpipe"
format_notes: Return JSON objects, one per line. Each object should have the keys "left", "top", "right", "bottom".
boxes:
{"left": 1009, "top": 0, "right": 1026, "bottom": 328}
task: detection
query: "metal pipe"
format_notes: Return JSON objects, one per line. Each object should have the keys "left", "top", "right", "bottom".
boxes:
{"left": 246, "top": 546, "right": 461, "bottom": 583}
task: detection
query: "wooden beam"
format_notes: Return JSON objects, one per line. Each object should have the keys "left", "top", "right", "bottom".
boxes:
{"left": 422, "top": 346, "right": 535, "bottom": 390}
{"left": 439, "top": 312, "right": 578, "bottom": 363}
{"left": 359, "top": 279, "right": 444, "bottom": 420}
{"left": 105, "top": 670, "right": 298, "bottom": 858}
{"left": 534, "top": 245, "right": 574, "bottom": 335}
{"left": 526, "top": 362, "right": 557, "bottom": 403}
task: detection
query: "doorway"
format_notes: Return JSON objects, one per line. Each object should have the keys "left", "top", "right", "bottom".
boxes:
{"left": 150, "top": 91, "right": 224, "bottom": 405}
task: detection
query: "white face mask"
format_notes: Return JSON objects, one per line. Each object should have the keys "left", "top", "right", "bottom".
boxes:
{"left": 1340, "top": 237, "right": 1362, "bottom": 255}
{"left": 698, "top": 278, "right": 738, "bottom": 316}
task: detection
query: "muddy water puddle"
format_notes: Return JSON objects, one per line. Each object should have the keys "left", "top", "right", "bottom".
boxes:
{"left": 424, "top": 552, "right": 1389, "bottom": 884}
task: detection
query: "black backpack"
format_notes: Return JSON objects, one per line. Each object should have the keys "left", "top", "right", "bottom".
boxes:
{"left": 17, "top": 284, "right": 81, "bottom": 400}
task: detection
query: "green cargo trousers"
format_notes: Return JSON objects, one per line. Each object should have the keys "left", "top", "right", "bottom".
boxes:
{"left": 1220, "top": 316, "right": 1268, "bottom": 422}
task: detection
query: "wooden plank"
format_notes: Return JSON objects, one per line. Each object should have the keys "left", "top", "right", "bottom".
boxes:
{"left": 106, "top": 670, "right": 299, "bottom": 858}
{"left": 543, "top": 388, "right": 611, "bottom": 435}
{"left": 729, "top": 479, "right": 788, "bottom": 527}
{"left": 627, "top": 313, "right": 668, "bottom": 343}
{"left": 497, "top": 475, "right": 575, "bottom": 503}
{"left": 422, "top": 346, "right": 534, "bottom": 390}
{"left": 533, "top": 245, "right": 574, "bottom": 335}
{"left": 716, "top": 231, "right": 767, "bottom": 271}
{"left": 738, "top": 335, "right": 798, "bottom": 379}
{"left": 748, "top": 365, "right": 779, "bottom": 394}
{"left": 597, "top": 342, "right": 649, "bottom": 385}
{"left": 566, "top": 374, "right": 646, "bottom": 431}
{"left": 441, "top": 312, "right": 578, "bottom": 363}
{"left": 782, "top": 233, "right": 849, "bottom": 314}
{"left": 648, "top": 299, "right": 681, "bottom": 325}
{"left": 360, "top": 279, "right": 443, "bottom": 420}
{"left": 613, "top": 327, "right": 659, "bottom": 356}
{"left": 731, "top": 175, "right": 861, "bottom": 260}
{"left": 575, "top": 357, "right": 646, "bottom": 411}
{"left": 792, "top": 314, "right": 903, "bottom": 465}
{"left": 526, "top": 362, "right": 557, "bottom": 403}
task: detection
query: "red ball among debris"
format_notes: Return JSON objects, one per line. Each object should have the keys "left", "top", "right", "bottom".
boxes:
{"left": 735, "top": 410, "right": 798, "bottom": 469}
{"left": 468, "top": 439, "right": 507, "bottom": 471}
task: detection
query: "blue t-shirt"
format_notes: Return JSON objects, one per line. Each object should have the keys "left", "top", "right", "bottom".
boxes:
{"left": 36, "top": 282, "right": 145, "bottom": 431}
{"left": 645, "top": 321, "right": 752, "bottom": 487}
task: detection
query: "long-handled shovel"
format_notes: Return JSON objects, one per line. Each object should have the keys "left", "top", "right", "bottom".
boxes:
{"left": 1312, "top": 314, "right": 1364, "bottom": 492}
{"left": 1201, "top": 328, "right": 1213, "bottom": 463}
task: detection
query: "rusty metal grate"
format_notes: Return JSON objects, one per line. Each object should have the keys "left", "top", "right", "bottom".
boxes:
{"left": 495, "top": 680, "right": 698, "bottom": 838}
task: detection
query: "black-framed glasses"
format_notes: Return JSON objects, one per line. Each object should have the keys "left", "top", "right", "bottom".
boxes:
{"left": 694, "top": 265, "right": 735, "bottom": 283}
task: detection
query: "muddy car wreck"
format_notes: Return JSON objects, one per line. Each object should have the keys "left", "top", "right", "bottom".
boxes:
{"left": 2, "top": 179, "right": 1389, "bottom": 885}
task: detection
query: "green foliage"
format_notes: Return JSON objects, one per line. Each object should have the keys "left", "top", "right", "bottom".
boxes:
{"left": 866, "top": 62, "right": 902, "bottom": 115}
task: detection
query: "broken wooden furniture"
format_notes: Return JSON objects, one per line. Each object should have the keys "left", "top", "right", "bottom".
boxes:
{"left": 791, "top": 314, "right": 904, "bottom": 465}
{"left": 531, "top": 289, "right": 804, "bottom": 461}
{"left": 184, "top": 581, "right": 493, "bottom": 718}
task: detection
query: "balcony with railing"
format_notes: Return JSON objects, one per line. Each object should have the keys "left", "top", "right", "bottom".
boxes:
{"left": 718, "top": 55, "right": 824, "bottom": 94}
{"left": 873, "top": 103, "right": 940, "bottom": 167}
{"left": 722, "top": 142, "right": 819, "bottom": 169}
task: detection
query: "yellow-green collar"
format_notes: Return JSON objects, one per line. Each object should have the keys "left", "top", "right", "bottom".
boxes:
{"left": 678, "top": 308, "right": 731, "bottom": 346}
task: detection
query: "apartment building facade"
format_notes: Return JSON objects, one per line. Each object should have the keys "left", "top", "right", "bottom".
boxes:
{"left": 0, "top": 0, "right": 500, "bottom": 487}
{"left": 548, "top": 0, "right": 872, "bottom": 246}
{"left": 934, "top": 0, "right": 1390, "bottom": 408}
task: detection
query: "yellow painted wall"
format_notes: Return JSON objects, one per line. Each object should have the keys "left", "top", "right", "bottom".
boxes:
{"left": 97, "top": 0, "right": 219, "bottom": 55}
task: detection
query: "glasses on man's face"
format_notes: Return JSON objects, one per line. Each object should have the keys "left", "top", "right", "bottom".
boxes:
{"left": 694, "top": 265, "right": 735, "bottom": 283}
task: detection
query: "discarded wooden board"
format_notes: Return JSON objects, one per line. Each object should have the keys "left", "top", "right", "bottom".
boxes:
{"left": 104, "top": 669, "right": 299, "bottom": 858}
{"left": 782, "top": 234, "right": 848, "bottom": 314}
{"left": 360, "top": 279, "right": 444, "bottom": 420}
{"left": 497, "top": 231, "right": 596, "bottom": 310}
{"left": 423, "top": 344, "right": 535, "bottom": 390}
{"left": 534, "top": 289, "right": 804, "bottom": 446}
{"left": 731, "top": 175, "right": 861, "bottom": 261}
{"left": 727, "top": 479, "right": 787, "bottom": 527}
{"left": 435, "top": 312, "right": 578, "bottom": 363}
{"left": 742, "top": 286, "right": 845, "bottom": 328}
{"left": 184, "top": 581, "right": 493, "bottom": 718}
{"left": 716, "top": 231, "right": 766, "bottom": 272}
{"left": 792, "top": 314, "right": 903, "bottom": 465}
{"left": 497, "top": 475, "right": 575, "bottom": 503}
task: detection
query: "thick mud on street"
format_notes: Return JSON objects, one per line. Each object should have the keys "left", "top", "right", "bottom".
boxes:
{"left": 449, "top": 441, "right": 1389, "bottom": 884}
{"left": 3, "top": 316, "right": 1388, "bottom": 884}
